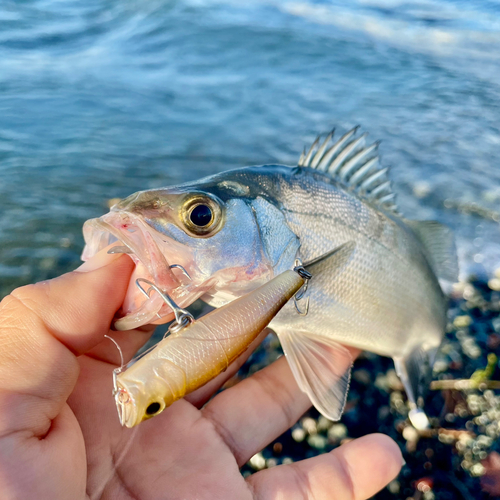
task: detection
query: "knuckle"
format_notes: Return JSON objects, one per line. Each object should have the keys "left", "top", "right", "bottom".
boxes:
{"left": 289, "top": 462, "right": 313, "bottom": 500}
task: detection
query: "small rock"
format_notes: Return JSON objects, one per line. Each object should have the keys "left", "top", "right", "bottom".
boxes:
{"left": 301, "top": 417, "right": 317, "bottom": 435}
{"left": 249, "top": 453, "right": 266, "bottom": 470}
{"left": 307, "top": 434, "right": 327, "bottom": 450}
{"left": 328, "top": 423, "right": 348, "bottom": 444}
{"left": 454, "top": 315, "right": 472, "bottom": 328}
{"left": 352, "top": 368, "right": 371, "bottom": 385}
{"left": 402, "top": 425, "right": 419, "bottom": 442}
{"left": 386, "top": 369, "right": 404, "bottom": 390}
{"left": 272, "top": 442, "right": 282, "bottom": 454}
{"left": 488, "top": 278, "right": 500, "bottom": 291}
{"left": 433, "top": 359, "right": 449, "bottom": 373}
{"left": 316, "top": 416, "right": 333, "bottom": 432}
{"left": 292, "top": 428, "right": 306, "bottom": 442}
{"left": 493, "top": 318, "right": 500, "bottom": 333}
{"left": 387, "top": 480, "right": 400, "bottom": 494}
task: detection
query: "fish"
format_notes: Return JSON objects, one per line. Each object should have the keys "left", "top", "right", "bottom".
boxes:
{"left": 83, "top": 127, "right": 458, "bottom": 423}
{"left": 113, "top": 259, "right": 320, "bottom": 427}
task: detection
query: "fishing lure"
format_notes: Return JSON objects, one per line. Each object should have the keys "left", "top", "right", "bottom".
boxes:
{"left": 111, "top": 261, "right": 312, "bottom": 428}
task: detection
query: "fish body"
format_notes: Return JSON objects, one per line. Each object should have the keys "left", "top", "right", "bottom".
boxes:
{"left": 115, "top": 268, "right": 306, "bottom": 427}
{"left": 84, "top": 128, "right": 458, "bottom": 421}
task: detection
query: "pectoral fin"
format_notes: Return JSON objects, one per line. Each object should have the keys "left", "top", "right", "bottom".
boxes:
{"left": 278, "top": 329, "right": 353, "bottom": 421}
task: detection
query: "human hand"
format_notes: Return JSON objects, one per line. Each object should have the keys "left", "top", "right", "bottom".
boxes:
{"left": 0, "top": 251, "right": 402, "bottom": 500}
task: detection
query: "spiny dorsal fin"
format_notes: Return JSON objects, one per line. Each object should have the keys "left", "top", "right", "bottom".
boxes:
{"left": 404, "top": 219, "right": 459, "bottom": 283}
{"left": 298, "top": 127, "right": 398, "bottom": 214}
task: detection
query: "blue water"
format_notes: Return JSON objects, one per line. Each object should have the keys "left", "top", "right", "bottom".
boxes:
{"left": 1, "top": 0, "right": 499, "bottom": 296}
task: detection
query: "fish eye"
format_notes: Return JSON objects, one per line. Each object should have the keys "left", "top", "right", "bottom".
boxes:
{"left": 189, "top": 204, "right": 213, "bottom": 227}
{"left": 146, "top": 401, "right": 162, "bottom": 416}
{"left": 180, "top": 194, "right": 224, "bottom": 237}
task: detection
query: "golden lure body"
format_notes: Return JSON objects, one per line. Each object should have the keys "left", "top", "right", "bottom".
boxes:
{"left": 115, "top": 268, "right": 305, "bottom": 427}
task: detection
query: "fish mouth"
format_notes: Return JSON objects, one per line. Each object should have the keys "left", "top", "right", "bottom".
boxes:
{"left": 82, "top": 211, "right": 197, "bottom": 330}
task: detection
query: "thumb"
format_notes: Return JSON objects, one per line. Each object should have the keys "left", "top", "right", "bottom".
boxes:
{"left": 11, "top": 249, "right": 133, "bottom": 354}
{"left": 0, "top": 250, "right": 133, "bottom": 438}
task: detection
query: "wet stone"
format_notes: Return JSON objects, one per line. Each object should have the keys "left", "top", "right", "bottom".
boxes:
{"left": 488, "top": 279, "right": 500, "bottom": 291}
{"left": 327, "top": 423, "right": 348, "bottom": 444}
{"left": 291, "top": 428, "right": 306, "bottom": 443}
{"left": 301, "top": 417, "right": 317, "bottom": 435}
{"left": 352, "top": 368, "right": 371, "bottom": 385}
{"left": 307, "top": 434, "right": 327, "bottom": 450}
{"left": 316, "top": 416, "right": 333, "bottom": 432}
{"left": 455, "top": 315, "right": 473, "bottom": 328}
{"left": 249, "top": 453, "right": 266, "bottom": 471}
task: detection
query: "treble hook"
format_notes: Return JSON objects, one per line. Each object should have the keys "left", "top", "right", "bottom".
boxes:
{"left": 169, "top": 264, "right": 191, "bottom": 282}
{"left": 292, "top": 259, "right": 312, "bottom": 316}
{"left": 135, "top": 278, "right": 194, "bottom": 333}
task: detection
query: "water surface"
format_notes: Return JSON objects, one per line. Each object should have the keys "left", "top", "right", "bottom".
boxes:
{"left": 1, "top": 0, "right": 499, "bottom": 296}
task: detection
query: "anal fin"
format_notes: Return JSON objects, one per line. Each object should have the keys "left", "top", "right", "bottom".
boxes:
{"left": 394, "top": 345, "right": 437, "bottom": 429}
{"left": 278, "top": 330, "right": 353, "bottom": 421}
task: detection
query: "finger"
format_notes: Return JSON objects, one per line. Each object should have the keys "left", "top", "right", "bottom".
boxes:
{"left": 246, "top": 434, "right": 402, "bottom": 500}
{"left": 0, "top": 251, "right": 133, "bottom": 438}
{"left": 203, "top": 347, "right": 360, "bottom": 466}
{"left": 202, "top": 356, "right": 309, "bottom": 466}
{"left": 185, "top": 328, "right": 272, "bottom": 408}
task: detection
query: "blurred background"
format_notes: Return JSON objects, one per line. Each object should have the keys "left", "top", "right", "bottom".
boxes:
{"left": 0, "top": 0, "right": 499, "bottom": 297}
{"left": 1, "top": 1, "right": 500, "bottom": 498}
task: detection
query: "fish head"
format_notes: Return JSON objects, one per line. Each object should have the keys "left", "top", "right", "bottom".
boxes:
{"left": 82, "top": 168, "right": 299, "bottom": 330}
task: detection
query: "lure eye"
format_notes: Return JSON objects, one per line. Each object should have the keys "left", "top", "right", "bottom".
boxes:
{"left": 180, "top": 193, "right": 224, "bottom": 237}
{"left": 146, "top": 402, "right": 162, "bottom": 416}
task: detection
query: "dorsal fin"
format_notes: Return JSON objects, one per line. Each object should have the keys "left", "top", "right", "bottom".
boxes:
{"left": 298, "top": 127, "right": 398, "bottom": 214}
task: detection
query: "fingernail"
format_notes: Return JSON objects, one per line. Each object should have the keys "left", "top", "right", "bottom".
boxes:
{"left": 401, "top": 457, "right": 406, "bottom": 467}
{"left": 75, "top": 247, "right": 123, "bottom": 272}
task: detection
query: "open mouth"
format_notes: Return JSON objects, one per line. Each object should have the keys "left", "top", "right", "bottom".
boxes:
{"left": 82, "top": 211, "right": 196, "bottom": 331}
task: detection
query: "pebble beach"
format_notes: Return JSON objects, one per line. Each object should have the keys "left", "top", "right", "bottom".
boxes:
{"left": 238, "top": 270, "right": 500, "bottom": 499}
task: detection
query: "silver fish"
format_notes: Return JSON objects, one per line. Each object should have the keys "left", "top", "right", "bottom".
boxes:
{"left": 82, "top": 127, "right": 458, "bottom": 422}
